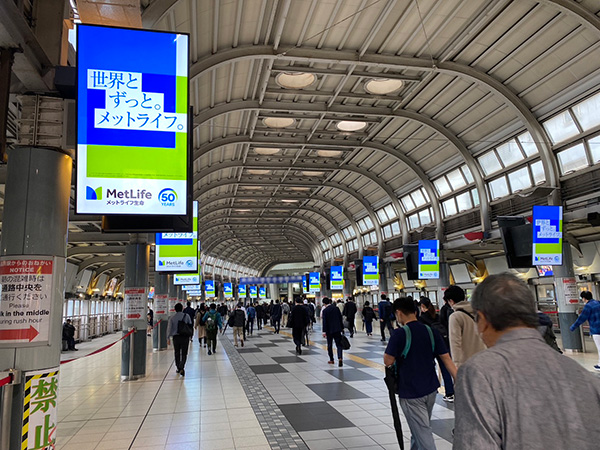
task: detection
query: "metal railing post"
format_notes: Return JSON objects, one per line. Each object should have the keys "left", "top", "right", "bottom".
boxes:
{"left": 1, "top": 369, "right": 20, "bottom": 450}
{"left": 128, "top": 327, "right": 136, "bottom": 380}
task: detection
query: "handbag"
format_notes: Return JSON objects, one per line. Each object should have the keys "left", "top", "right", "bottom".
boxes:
{"left": 177, "top": 318, "right": 194, "bottom": 337}
{"left": 342, "top": 318, "right": 350, "bottom": 330}
{"left": 340, "top": 334, "right": 351, "bottom": 350}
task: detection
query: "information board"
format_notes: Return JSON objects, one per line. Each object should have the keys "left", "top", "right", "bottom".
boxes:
{"left": 363, "top": 256, "right": 379, "bottom": 286}
{"left": 186, "top": 290, "right": 202, "bottom": 296}
{"left": 0, "top": 257, "right": 54, "bottom": 347}
{"left": 223, "top": 283, "right": 233, "bottom": 297}
{"left": 205, "top": 280, "right": 215, "bottom": 297}
{"left": 418, "top": 240, "right": 440, "bottom": 279}
{"left": 533, "top": 205, "right": 563, "bottom": 266}
{"left": 259, "top": 286, "right": 267, "bottom": 299}
{"left": 22, "top": 367, "right": 59, "bottom": 450}
{"left": 309, "top": 272, "right": 320, "bottom": 293}
{"left": 174, "top": 266, "right": 201, "bottom": 285}
{"left": 168, "top": 297, "right": 177, "bottom": 313}
{"left": 250, "top": 286, "right": 258, "bottom": 299}
{"left": 125, "top": 287, "right": 146, "bottom": 319}
{"left": 302, "top": 275, "right": 308, "bottom": 294}
{"left": 182, "top": 284, "right": 200, "bottom": 291}
{"left": 76, "top": 25, "right": 189, "bottom": 215}
{"left": 154, "top": 294, "right": 167, "bottom": 315}
{"left": 155, "top": 201, "right": 198, "bottom": 272}
{"left": 330, "top": 266, "right": 344, "bottom": 290}
{"left": 239, "top": 284, "right": 247, "bottom": 297}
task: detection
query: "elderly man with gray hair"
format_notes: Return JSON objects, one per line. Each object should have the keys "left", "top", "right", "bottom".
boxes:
{"left": 454, "top": 273, "right": 600, "bottom": 450}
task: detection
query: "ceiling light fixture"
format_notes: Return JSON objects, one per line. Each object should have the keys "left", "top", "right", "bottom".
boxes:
{"left": 235, "top": 209, "right": 252, "bottom": 212}
{"left": 254, "top": 147, "right": 281, "bottom": 155}
{"left": 275, "top": 72, "right": 316, "bottom": 89}
{"left": 247, "top": 169, "right": 271, "bottom": 175}
{"left": 241, "top": 186, "right": 263, "bottom": 190}
{"left": 317, "top": 150, "right": 343, "bottom": 158}
{"left": 301, "top": 171, "right": 324, "bottom": 177}
{"left": 289, "top": 187, "right": 311, "bottom": 191}
{"left": 281, "top": 199, "right": 299, "bottom": 203}
{"left": 336, "top": 120, "right": 367, "bottom": 132}
{"left": 364, "top": 78, "right": 404, "bottom": 95}
{"left": 263, "top": 117, "right": 295, "bottom": 128}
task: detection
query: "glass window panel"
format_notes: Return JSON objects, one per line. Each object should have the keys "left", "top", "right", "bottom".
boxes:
{"left": 434, "top": 177, "right": 452, "bottom": 196}
{"left": 350, "top": 239, "right": 357, "bottom": 251}
{"left": 496, "top": 140, "right": 524, "bottom": 167}
{"left": 383, "top": 224, "right": 392, "bottom": 239}
{"left": 370, "top": 230, "right": 377, "bottom": 243}
{"left": 588, "top": 135, "right": 600, "bottom": 164}
{"left": 461, "top": 165, "right": 474, "bottom": 184}
{"left": 376, "top": 208, "right": 388, "bottom": 223}
{"left": 419, "top": 208, "right": 432, "bottom": 225}
{"left": 391, "top": 221, "right": 401, "bottom": 236}
{"left": 518, "top": 131, "right": 538, "bottom": 156}
{"left": 507, "top": 166, "right": 532, "bottom": 192}
{"left": 478, "top": 151, "right": 502, "bottom": 176}
{"left": 364, "top": 216, "right": 374, "bottom": 230}
{"left": 409, "top": 214, "right": 420, "bottom": 229}
{"left": 357, "top": 219, "right": 368, "bottom": 233}
{"left": 362, "top": 234, "right": 371, "bottom": 246}
{"left": 447, "top": 168, "right": 466, "bottom": 190}
{"left": 422, "top": 189, "right": 430, "bottom": 202}
{"left": 543, "top": 111, "right": 580, "bottom": 144}
{"left": 557, "top": 143, "right": 589, "bottom": 174}
{"left": 529, "top": 160, "right": 545, "bottom": 184}
{"left": 456, "top": 191, "right": 473, "bottom": 211}
{"left": 411, "top": 189, "right": 426, "bottom": 207}
{"left": 443, "top": 198, "right": 457, "bottom": 217}
{"left": 572, "top": 92, "right": 600, "bottom": 131}
{"left": 489, "top": 176, "right": 510, "bottom": 200}
{"left": 471, "top": 188, "right": 480, "bottom": 206}
{"left": 401, "top": 195, "right": 415, "bottom": 211}
{"left": 385, "top": 204, "right": 397, "bottom": 220}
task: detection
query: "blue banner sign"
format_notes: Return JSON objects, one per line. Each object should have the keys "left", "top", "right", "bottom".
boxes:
{"left": 223, "top": 283, "right": 233, "bottom": 297}
{"left": 239, "top": 275, "right": 304, "bottom": 284}
{"left": 330, "top": 266, "right": 344, "bottom": 290}
{"left": 309, "top": 272, "right": 320, "bottom": 293}
{"left": 533, "top": 205, "right": 563, "bottom": 266}
{"left": 363, "top": 256, "right": 379, "bottom": 286}
{"left": 259, "top": 286, "right": 267, "bottom": 299}
{"left": 418, "top": 240, "right": 440, "bottom": 279}
{"left": 302, "top": 275, "right": 308, "bottom": 294}
{"left": 249, "top": 286, "right": 258, "bottom": 298}
{"left": 239, "top": 284, "right": 247, "bottom": 296}
{"left": 205, "top": 280, "right": 215, "bottom": 297}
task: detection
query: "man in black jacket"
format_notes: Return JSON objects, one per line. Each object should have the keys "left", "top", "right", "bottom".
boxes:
{"left": 322, "top": 297, "right": 345, "bottom": 366}
{"left": 342, "top": 297, "right": 358, "bottom": 337}
{"left": 63, "top": 319, "right": 77, "bottom": 351}
{"left": 290, "top": 297, "right": 310, "bottom": 355}
{"left": 271, "top": 300, "right": 282, "bottom": 334}
{"left": 230, "top": 303, "right": 246, "bottom": 347}
{"left": 255, "top": 303, "right": 265, "bottom": 330}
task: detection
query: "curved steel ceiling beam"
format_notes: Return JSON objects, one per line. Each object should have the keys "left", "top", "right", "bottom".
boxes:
{"left": 208, "top": 236, "right": 311, "bottom": 266}
{"left": 543, "top": 0, "right": 600, "bottom": 33}
{"left": 204, "top": 229, "right": 312, "bottom": 256}
{"left": 67, "top": 245, "right": 127, "bottom": 258}
{"left": 141, "top": 0, "right": 178, "bottom": 28}
{"left": 78, "top": 256, "right": 124, "bottom": 273}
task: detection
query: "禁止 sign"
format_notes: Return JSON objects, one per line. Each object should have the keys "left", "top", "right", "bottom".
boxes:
{"left": 418, "top": 240, "right": 440, "bottom": 279}
{"left": 154, "top": 294, "right": 167, "bottom": 315}
{"left": 76, "top": 25, "right": 189, "bottom": 215}
{"left": 223, "top": 283, "right": 233, "bottom": 297}
{"left": 533, "top": 205, "right": 563, "bottom": 266}
{"left": 22, "top": 367, "right": 59, "bottom": 450}
{"left": 238, "top": 285, "right": 247, "bottom": 296}
{"left": 205, "top": 280, "right": 215, "bottom": 297}
{"left": 0, "top": 257, "right": 55, "bottom": 347}
{"left": 259, "top": 286, "right": 267, "bottom": 299}
{"left": 330, "top": 266, "right": 344, "bottom": 290}
{"left": 125, "top": 288, "right": 146, "bottom": 320}
{"left": 309, "top": 272, "right": 320, "bottom": 293}
{"left": 362, "top": 256, "right": 379, "bottom": 286}
{"left": 155, "top": 202, "right": 199, "bottom": 272}
{"left": 249, "top": 286, "right": 258, "bottom": 298}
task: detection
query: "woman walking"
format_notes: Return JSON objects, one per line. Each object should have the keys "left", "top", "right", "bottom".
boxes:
{"left": 195, "top": 303, "right": 207, "bottom": 347}
{"left": 362, "top": 301, "right": 376, "bottom": 336}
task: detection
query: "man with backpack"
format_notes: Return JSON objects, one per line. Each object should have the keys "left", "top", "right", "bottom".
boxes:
{"left": 384, "top": 297, "right": 457, "bottom": 450}
{"left": 229, "top": 303, "right": 246, "bottom": 347}
{"left": 446, "top": 285, "right": 486, "bottom": 367}
{"left": 281, "top": 300, "right": 290, "bottom": 327}
{"left": 202, "top": 303, "right": 222, "bottom": 355}
{"left": 167, "top": 302, "right": 194, "bottom": 376}
{"left": 378, "top": 294, "right": 394, "bottom": 342}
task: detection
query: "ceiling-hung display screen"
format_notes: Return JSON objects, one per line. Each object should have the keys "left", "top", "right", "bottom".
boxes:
{"left": 239, "top": 285, "right": 247, "bottom": 296}
{"left": 205, "top": 280, "right": 215, "bottom": 297}
{"left": 223, "top": 283, "right": 233, "bottom": 297}
{"left": 249, "top": 286, "right": 258, "bottom": 299}
{"left": 76, "top": 24, "right": 189, "bottom": 215}
{"left": 418, "top": 240, "right": 440, "bottom": 279}
{"left": 362, "top": 257, "right": 379, "bottom": 286}
{"left": 309, "top": 272, "right": 320, "bottom": 293}
{"left": 259, "top": 286, "right": 267, "bottom": 299}
{"left": 155, "top": 201, "right": 198, "bottom": 272}
{"left": 533, "top": 205, "right": 563, "bottom": 266}
{"left": 330, "top": 266, "right": 344, "bottom": 290}
{"left": 174, "top": 266, "right": 201, "bottom": 285}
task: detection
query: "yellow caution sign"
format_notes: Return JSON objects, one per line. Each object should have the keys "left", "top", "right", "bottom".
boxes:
{"left": 22, "top": 367, "right": 59, "bottom": 450}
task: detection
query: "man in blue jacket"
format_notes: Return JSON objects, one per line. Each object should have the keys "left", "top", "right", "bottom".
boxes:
{"left": 322, "top": 297, "right": 345, "bottom": 367}
{"left": 570, "top": 290, "right": 600, "bottom": 371}
{"left": 378, "top": 294, "right": 394, "bottom": 342}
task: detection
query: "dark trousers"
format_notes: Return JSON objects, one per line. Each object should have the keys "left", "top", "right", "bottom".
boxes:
{"left": 206, "top": 331, "right": 217, "bottom": 352}
{"left": 292, "top": 327, "right": 303, "bottom": 347}
{"left": 67, "top": 336, "right": 76, "bottom": 349}
{"left": 347, "top": 316, "right": 355, "bottom": 336}
{"left": 380, "top": 320, "right": 393, "bottom": 340}
{"left": 247, "top": 318, "right": 254, "bottom": 335}
{"left": 273, "top": 318, "right": 281, "bottom": 333}
{"left": 438, "top": 356, "right": 454, "bottom": 395}
{"left": 172, "top": 334, "right": 190, "bottom": 370}
{"left": 365, "top": 321, "right": 373, "bottom": 334}
{"left": 327, "top": 332, "right": 343, "bottom": 361}
{"left": 257, "top": 318, "right": 263, "bottom": 330}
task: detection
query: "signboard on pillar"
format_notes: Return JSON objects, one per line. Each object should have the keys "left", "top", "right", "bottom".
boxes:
{"left": 223, "top": 283, "right": 233, "bottom": 298}
{"left": 533, "top": 205, "right": 563, "bottom": 266}
{"left": 259, "top": 286, "right": 267, "bottom": 299}
{"left": 362, "top": 256, "right": 379, "bottom": 286}
{"left": 562, "top": 278, "right": 579, "bottom": 304}
{"left": 302, "top": 275, "right": 308, "bottom": 294}
{"left": 418, "top": 240, "right": 440, "bottom": 279}
{"left": 155, "top": 202, "right": 199, "bottom": 272}
{"left": 76, "top": 25, "right": 189, "bottom": 216}
{"left": 250, "top": 286, "right": 258, "bottom": 299}
{"left": 22, "top": 367, "right": 60, "bottom": 450}
{"left": 168, "top": 297, "right": 177, "bottom": 313}
{"left": 309, "top": 272, "right": 320, "bottom": 293}
{"left": 125, "top": 288, "right": 146, "bottom": 320}
{"left": 0, "top": 257, "right": 55, "bottom": 347}
{"left": 205, "top": 280, "right": 215, "bottom": 298}
{"left": 330, "top": 266, "right": 344, "bottom": 290}
{"left": 155, "top": 294, "right": 167, "bottom": 315}
{"left": 239, "top": 284, "right": 247, "bottom": 297}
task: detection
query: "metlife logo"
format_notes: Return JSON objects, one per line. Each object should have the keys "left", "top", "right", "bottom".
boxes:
{"left": 158, "top": 188, "right": 178, "bottom": 207}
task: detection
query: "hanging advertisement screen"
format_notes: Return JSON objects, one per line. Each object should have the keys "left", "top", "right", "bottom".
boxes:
{"left": 186, "top": 290, "right": 202, "bottom": 296}
{"left": 174, "top": 264, "right": 201, "bottom": 285}
{"left": 309, "top": 272, "right": 320, "bottom": 293}
{"left": 239, "top": 284, "right": 247, "bottom": 296}
{"left": 532, "top": 205, "right": 563, "bottom": 266}
{"left": 205, "top": 280, "right": 215, "bottom": 297}
{"left": 362, "top": 256, "right": 379, "bottom": 286}
{"left": 259, "top": 286, "right": 267, "bottom": 299}
{"left": 223, "top": 283, "right": 233, "bottom": 297}
{"left": 418, "top": 240, "right": 440, "bottom": 279}
{"left": 330, "top": 266, "right": 344, "bottom": 290}
{"left": 249, "top": 286, "right": 258, "bottom": 298}
{"left": 182, "top": 284, "right": 200, "bottom": 291}
{"left": 155, "top": 201, "right": 198, "bottom": 272}
{"left": 302, "top": 275, "right": 308, "bottom": 294}
{"left": 76, "top": 24, "right": 189, "bottom": 215}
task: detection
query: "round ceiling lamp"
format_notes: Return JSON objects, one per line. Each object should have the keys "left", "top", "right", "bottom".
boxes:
{"left": 336, "top": 120, "right": 367, "bottom": 132}
{"left": 364, "top": 78, "right": 404, "bottom": 95}
{"left": 263, "top": 117, "right": 295, "bottom": 128}
{"left": 254, "top": 147, "right": 281, "bottom": 155}
{"left": 275, "top": 72, "right": 316, "bottom": 89}
{"left": 317, "top": 150, "right": 343, "bottom": 158}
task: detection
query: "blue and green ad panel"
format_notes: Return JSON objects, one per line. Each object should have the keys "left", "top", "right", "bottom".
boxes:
{"left": 302, "top": 275, "right": 308, "bottom": 294}
{"left": 239, "top": 284, "right": 247, "bottom": 297}
{"left": 155, "top": 201, "right": 198, "bottom": 272}
{"left": 223, "top": 283, "right": 233, "bottom": 297}
{"left": 249, "top": 286, "right": 258, "bottom": 299}
{"left": 259, "top": 286, "right": 267, "bottom": 299}
{"left": 76, "top": 25, "right": 189, "bottom": 215}
{"left": 533, "top": 205, "right": 563, "bottom": 266}
{"left": 309, "top": 272, "right": 320, "bottom": 293}
{"left": 174, "top": 265, "right": 201, "bottom": 285}
{"left": 330, "top": 266, "right": 344, "bottom": 290}
{"left": 363, "top": 256, "right": 379, "bottom": 286}
{"left": 418, "top": 240, "right": 440, "bottom": 279}
{"left": 205, "top": 280, "right": 215, "bottom": 297}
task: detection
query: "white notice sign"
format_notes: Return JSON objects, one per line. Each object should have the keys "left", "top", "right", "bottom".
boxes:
{"left": 168, "top": 297, "right": 177, "bottom": 313}
{"left": 125, "top": 288, "right": 146, "bottom": 320}
{"left": 0, "top": 257, "right": 54, "bottom": 347}
{"left": 562, "top": 278, "right": 579, "bottom": 304}
{"left": 155, "top": 294, "right": 167, "bottom": 315}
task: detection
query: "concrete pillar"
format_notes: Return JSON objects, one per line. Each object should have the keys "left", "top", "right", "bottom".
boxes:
{"left": 379, "top": 263, "right": 389, "bottom": 295}
{"left": 437, "top": 263, "right": 451, "bottom": 309}
{"left": 553, "top": 242, "right": 583, "bottom": 351}
{"left": 152, "top": 273, "right": 169, "bottom": 351}
{"left": 287, "top": 282, "right": 294, "bottom": 301}
{"left": 0, "top": 146, "right": 72, "bottom": 450}
{"left": 121, "top": 240, "right": 149, "bottom": 380}
{"left": 168, "top": 276, "right": 177, "bottom": 317}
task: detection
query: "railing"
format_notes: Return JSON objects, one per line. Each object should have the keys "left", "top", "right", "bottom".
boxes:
{"left": 63, "top": 313, "right": 123, "bottom": 342}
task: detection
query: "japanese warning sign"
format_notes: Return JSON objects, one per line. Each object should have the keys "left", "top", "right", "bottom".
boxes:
{"left": 0, "top": 257, "right": 54, "bottom": 347}
{"left": 124, "top": 288, "right": 146, "bottom": 320}
{"left": 154, "top": 294, "right": 167, "bottom": 315}
{"left": 22, "top": 367, "right": 59, "bottom": 450}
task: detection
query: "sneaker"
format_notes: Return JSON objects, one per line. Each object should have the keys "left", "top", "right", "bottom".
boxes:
{"left": 380, "top": 338, "right": 386, "bottom": 342}
{"left": 180, "top": 369, "right": 185, "bottom": 377}
{"left": 328, "top": 360, "right": 335, "bottom": 365}
{"left": 594, "top": 365, "right": 600, "bottom": 371}
{"left": 338, "top": 359, "right": 343, "bottom": 367}
{"left": 241, "top": 340, "right": 244, "bottom": 347}
{"left": 443, "top": 394, "right": 455, "bottom": 403}
{"left": 208, "top": 350, "right": 212, "bottom": 355}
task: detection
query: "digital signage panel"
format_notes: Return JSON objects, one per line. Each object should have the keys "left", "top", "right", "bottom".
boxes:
{"left": 186, "top": 290, "right": 202, "bottom": 296}
{"left": 362, "top": 257, "right": 379, "bottom": 286}
{"left": 259, "top": 286, "right": 267, "bottom": 299}
{"left": 76, "top": 25, "right": 189, "bottom": 215}
{"left": 330, "top": 266, "right": 344, "bottom": 290}
{"left": 533, "top": 205, "right": 563, "bottom": 266}
{"left": 309, "top": 272, "right": 320, "bottom": 293}
{"left": 205, "top": 280, "right": 215, "bottom": 297}
{"left": 249, "top": 286, "right": 258, "bottom": 299}
{"left": 174, "top": 266, "right": 201, "bottom": 285}
{"left": 182, "top": 284, "right": 200, "bottom": 291}
{"left": 238, "top": 284, "right": 247, "bottom": 296}
{"left": 302, "top": 275, "right": 308, "bottom": 294}
{"left": 155, "top": 201, "right": 198, "bottom": 272}
{"left": 223, "top": 283, "right": 233, "bottom": 297}
{"left": 418, "top": 240, "right": 440, "bottom": 279}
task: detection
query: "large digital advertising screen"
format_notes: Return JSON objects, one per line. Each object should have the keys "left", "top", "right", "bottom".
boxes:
{"left": 155, "top": 201, "right": 198, "bottom": 272}
{"left": 418, "top": 240, "right": 440, "bottom": 279}
{"left": 223, "top": 283, "right": 233, "bottom": 297}
{"left": 259, "top": 286, "right": 267, "bottom": 299}
{"left": 330, "top": 266, "right": 344, "bottom": 290}
{"left": 174, "top": 266, "right": 201, "bottom": 285}
{"left": 239, "top": 284, "right": 247, "bottom": 296}
{"left": 205, "top": 280, "right": 215, "bottom": 297}
{"left": 309, "top": 272, "right": 320, "bottom": 293}
{"left": 249, "top": 286, "right": 258, "bottom": 299}
{"left": 533, "top": 205, "right": 563, "bottom": 266}
{"left": 362, "top": 256, "right": 379, "bottom": 286}
{"left": 76, "top": 25, "right": 189, "bottom": 215}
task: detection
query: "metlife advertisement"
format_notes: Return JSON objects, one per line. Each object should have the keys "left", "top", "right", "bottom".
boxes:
{"left": 76, "top": 25, "right": 189, "bottom": 215}
{"left": 205, "top": 280, "right": 215, "bottom": 297}
{"left": 249, "top": 286, "right": 258, "bottom": 298}
{"left": 239, "top": 284, "right": 247, "bottom": 296}
{"left": 223, "top": 283, "right": 233, "bottom": 297}
{"left": 418, "top": 240, "right": 440, "bottom": 279}
{"left": 309, "top": 272, "right": 320, "bottom": 293}
{"left": 362, "top": 256, "right": 379, "bottom": 286}
{"left": 330, "top": 266, "right": 344, "bottom": 290}
{"left": 155, "top": 201, "right": 198, "bottom": 272}
{"left": 174, "top": 266, "right": 201, "bottom": 285}
{"left": 532, "top": 205, "right": 563, "bottom": 266}
{"left": 259, "top": 286, "right": 267, "bottom": 299}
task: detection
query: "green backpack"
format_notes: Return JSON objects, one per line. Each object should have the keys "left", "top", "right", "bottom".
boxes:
{"left": 206, "top": 312, "right": 218, "bottom": 332}
{"left": 400, "top": 324, "right": 435, "bottom": 360}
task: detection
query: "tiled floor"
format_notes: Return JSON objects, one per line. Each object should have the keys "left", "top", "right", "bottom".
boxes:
{"left": 57, "top": 320, "right": 600, "bottom": 450}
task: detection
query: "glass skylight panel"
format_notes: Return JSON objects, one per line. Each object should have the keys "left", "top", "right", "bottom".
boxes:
{"left": 478, "top": 151, "right": 502, "bottom": 176}
{"left": 349, "top": 239, "right": 357, "bottom": 251}
{"left": 419, "top": 208, "right": 432, "bottom": 225}
{"left": 496, "top": 140, "right": 524, "bottom": 167}
{"left": 517, "top": 131, "right": 538, "bottom": 156}
{"left": 320, "top": 240, "right": 328, "bottom": 250}
{"left": 446, "top": 168, "right": 467, "bottom": 190}
{"left": 543, "top": 111, "right": 580, "bottom": 144}
{"left": 434, "top": 177, "right": 452, "bottom": 196}
{"left": 470, "top": 188, "right": 479, "bottom": 207}
{"left": 369, "top": 230, "right": 377, "bottom": 243}
{"left": 411, "top": 189, "right": 427, "bottom": 207}
{"left": 391, "top": 221, "right": 401, "bottom": 236}
{"left": 507, "top": 166, "right": 532, "bottom": 192}
{"left": 530, "top": 160, "right": 546, "bottom": 184}
{"left": 489, "top": 176, "right": 510, "bottom": 200}
{"left": 589, "top": 135, "right": 600, "bottom": 164}
{"left": 384, "top": 204, "right": 397, "bottom": 221}
{"left": 557, "top": 143, "right": 588, "bottom": 174}
{"left": 401, "top": 195, "right": 416, "bottom": 211}
{"left": 456, "top": 191, "right": 473, "bottom": 211}
{"left": 343, "top": 226, "right": 355, "bottom": 238}
{"left": 409, "top": 214, "right": 420, "bottom": 229}
{"left": 362, "top": 234, "right": 372, "bottom": 246}
{"left": 461, "top": 165, "right": 474, "bottom": 184}
{"left": 358, "top": 218, "right": 368, "bottom": 233}
{"left": 443, "top": 198, "right": 457, "bottom": 217}
{"left": 376, "top": 207, "right": 388, "bottom": 223}
{"left": 383, "top": 224, "right": 392, "bottom": 239}
{"left": 572, "top": 92, "right": 600, "bottom": 131}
